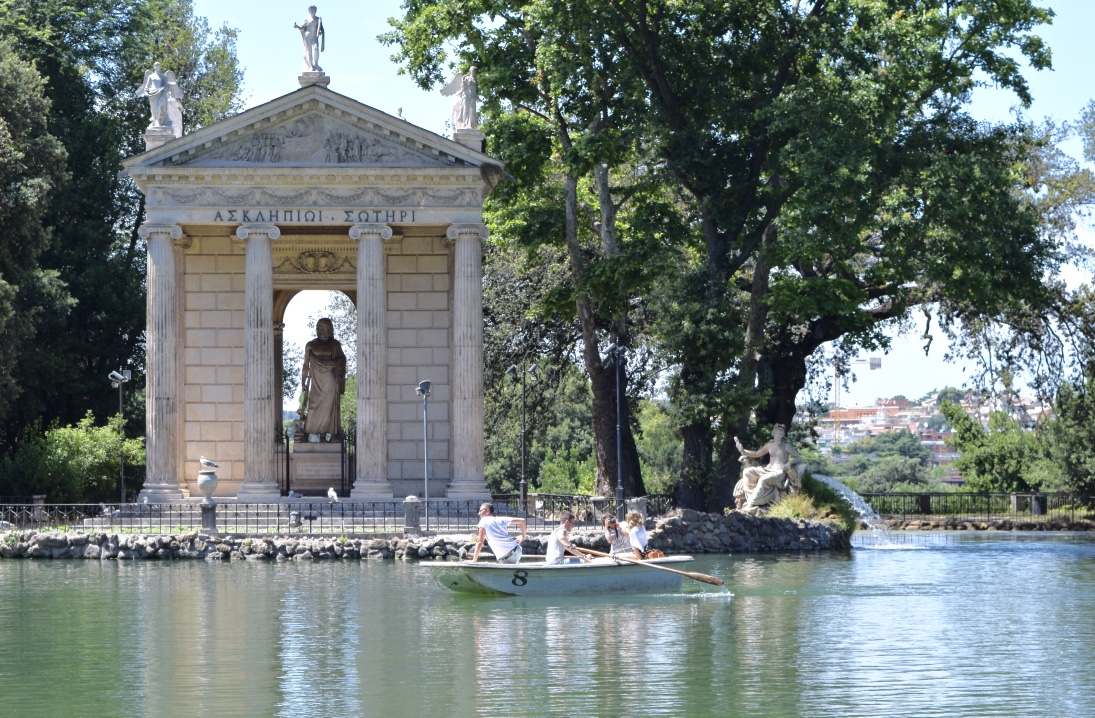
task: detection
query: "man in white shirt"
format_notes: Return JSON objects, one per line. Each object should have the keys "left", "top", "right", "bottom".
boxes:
{"left": 470, "top": 502, "right": 527, "bottom": 563}
{"left": 545, "top": 512, "right": 589, "bottom": 564}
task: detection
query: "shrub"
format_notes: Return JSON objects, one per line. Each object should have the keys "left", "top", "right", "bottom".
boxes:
{"left": 0, "top": 412, "right": 144, "bottom": 502}
{"left": 763, "top": 472, "right": 856, "bottom": 535}
{"left": 535, "top": 447, "right": 595, "bottom": 495}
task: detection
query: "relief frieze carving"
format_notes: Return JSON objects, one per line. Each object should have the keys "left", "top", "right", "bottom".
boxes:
{"left": 173, "top": 113, "right": 451, "bottom": 168}
{"left": 274, "top": 250, "right": 354, "bottom": 274}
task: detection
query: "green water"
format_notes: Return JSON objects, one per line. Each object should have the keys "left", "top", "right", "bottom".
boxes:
{"left": 1, "top": 532, "right": 1094, "bottom": 717}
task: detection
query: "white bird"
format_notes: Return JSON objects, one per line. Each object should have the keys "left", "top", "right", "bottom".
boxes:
{"left": 199, "top": 456, "right": 218, "bottom": 468}
{"left": 328, "top": 487, "right": 339, "bottom": 503}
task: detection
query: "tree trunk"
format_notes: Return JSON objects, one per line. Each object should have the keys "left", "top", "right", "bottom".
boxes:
{"left": 754, "top": 347, "right": 811, "bottom": 430}
{"left": 559, "top": 169, "right": 645, "bottom": 504}
{"left": 675, "top": 417, "right": 713, "bottom": 510}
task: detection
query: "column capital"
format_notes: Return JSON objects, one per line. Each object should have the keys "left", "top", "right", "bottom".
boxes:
{"left": 445, "top": 223, "right": 489, "bottom": 245}
{"left": 235, "top": 223, "right": 281, "bottom": 240}
{"left": 137, "top": 223, "right": 184, "bottom": 240}
{"left": 349, "top": 223, "right": 393, "bottom": 241}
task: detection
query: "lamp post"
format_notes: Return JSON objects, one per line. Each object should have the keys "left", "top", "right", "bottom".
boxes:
{"left": 506, "top": 362, "right": 537, "bottom": 511}
{"left": 604, "top": 344, "right": 625, "bottom": 520}
{"left": 416, "top": 380, "right": 431, "bottom": 532}
{"left": 109, "top": 370, "right": 131, "bottom": 503}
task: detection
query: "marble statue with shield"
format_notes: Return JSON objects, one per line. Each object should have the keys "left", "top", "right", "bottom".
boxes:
{"left": 733, "top": 424, "right": 807, "bottom": 515}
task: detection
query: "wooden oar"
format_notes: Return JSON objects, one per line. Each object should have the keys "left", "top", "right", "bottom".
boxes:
{"left": 571, "top": 546, "right": 724, "bottom": 586}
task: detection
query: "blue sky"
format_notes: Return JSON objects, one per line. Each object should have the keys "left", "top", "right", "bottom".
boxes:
{"left": 192, "top": 0, "right": 1095, "bottom": 407}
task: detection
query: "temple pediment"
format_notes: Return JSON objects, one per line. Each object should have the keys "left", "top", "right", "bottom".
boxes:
{"left": 124, "top": 84, "right": 497, "bottom": 173}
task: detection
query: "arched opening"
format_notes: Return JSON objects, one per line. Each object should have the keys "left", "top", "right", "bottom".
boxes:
{"left": 275, "top": 288, "right": 357, "bottom": 496}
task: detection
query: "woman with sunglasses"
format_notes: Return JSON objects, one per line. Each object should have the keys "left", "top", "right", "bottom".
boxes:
{"left": 602, "top": 514, "right": 631, "bottom": 557}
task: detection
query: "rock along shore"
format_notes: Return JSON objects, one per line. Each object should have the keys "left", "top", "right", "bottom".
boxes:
{"left": 887, "top": 518, "right": 1093, "bottom": 531}
{"left": 0, "top": 509, "right": 849, "bottom": 561}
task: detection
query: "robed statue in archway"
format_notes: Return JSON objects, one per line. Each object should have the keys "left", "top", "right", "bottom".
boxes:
{"left": 300, "top": 318, "right": 346, "bottom": 440}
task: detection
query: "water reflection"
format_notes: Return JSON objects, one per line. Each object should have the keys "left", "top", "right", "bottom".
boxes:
{"left": 2, "top": 535, "right": 1095, "bottom": 717}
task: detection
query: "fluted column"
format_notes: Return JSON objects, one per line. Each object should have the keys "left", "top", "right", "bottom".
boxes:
{"left": 446, "top": 224, "right": 490, "bottom": 499}
{"left": 349, "top": 223, "right": 394, "bottom": 499}
{"left": 236, "top": 223, "right": 282, "bottom": 500}
{"left": 138, "top": 223, "right": 186, "bottom": 501}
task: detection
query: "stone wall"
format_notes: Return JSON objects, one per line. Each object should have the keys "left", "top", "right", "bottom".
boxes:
{"left": 183, "top": 232, "right": 246, "bottom": 489}
{"left": 647, "top": 509, "right": 850, "bottom": 552}
{"left": 0, "top": 510, "right": 849, "bottom": 560}
{"left": 383, "top": 231, "right": 452, "bottom": 495}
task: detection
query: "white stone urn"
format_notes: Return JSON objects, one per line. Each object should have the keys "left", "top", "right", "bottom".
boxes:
{"left": 197, "top": 470, "right": 218, "bottom": 505}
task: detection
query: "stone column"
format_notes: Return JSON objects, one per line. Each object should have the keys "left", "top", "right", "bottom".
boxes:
{"left": 446, "top": 224, "right": 490, "bottom": 500}
{"left": 138, "top": 224, "right": 187, "bottom": 502}
{"left": 349, "top": 223, "right": 394, "bottom": 500}
{"left": 236, "top": 223, "right": 282, "bottom": 501}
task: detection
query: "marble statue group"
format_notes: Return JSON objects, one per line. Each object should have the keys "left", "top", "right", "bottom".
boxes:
{"left": 733, "top": 425, "right": 807, "bottom": 515}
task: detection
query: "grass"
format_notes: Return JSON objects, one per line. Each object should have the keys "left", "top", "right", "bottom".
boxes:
{"left": 764, "top": 472, "right": 857, "bottom": 536}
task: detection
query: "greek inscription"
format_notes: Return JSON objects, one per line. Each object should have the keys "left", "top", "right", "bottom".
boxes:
{"left": 209, "top": 208, "right": 417, "bottom": 222}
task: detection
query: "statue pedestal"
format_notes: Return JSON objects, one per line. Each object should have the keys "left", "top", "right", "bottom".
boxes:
{"left": 453, "top": 128, "right": 484, "bottom": 152}
{"left": 291, "top": 441, "right": 342, "bottom": 495}
{"left": 299, "top": 72, "right": 330, "bottom": 88}
{"left": 143, "top": 126, "right": 175, "bottom": 152}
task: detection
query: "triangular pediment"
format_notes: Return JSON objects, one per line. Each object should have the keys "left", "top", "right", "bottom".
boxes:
{"left": 124, "top": 85, "right": 497, "bottom": 172}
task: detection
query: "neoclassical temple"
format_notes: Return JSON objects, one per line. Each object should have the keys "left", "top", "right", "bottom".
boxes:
{"left": 123, "top": 78, "right": 500, "bottom": 502}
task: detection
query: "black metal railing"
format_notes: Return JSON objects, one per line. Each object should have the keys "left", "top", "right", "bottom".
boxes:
{"left": 341, "top": 431, "right": 355, "bottom": 498}
{"left": 276, "top": 428, "right": 291, "bottom": 496}
{"left": 0, "top": 494, "right": 678, "bottom": 536}
{"left": 1, "top": 502, "right": 405, "bottom": 535}
{"left": 861, "top": 492, "right": 1095, "bottom": 523}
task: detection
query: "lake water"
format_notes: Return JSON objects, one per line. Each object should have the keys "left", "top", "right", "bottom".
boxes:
{"left": 1, "top": 532, "right": 1093, "bottom": 717}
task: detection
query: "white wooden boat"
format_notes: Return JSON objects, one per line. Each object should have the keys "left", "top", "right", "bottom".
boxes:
{"left": 423, "top": 556, "right": 700, "bottom": 596}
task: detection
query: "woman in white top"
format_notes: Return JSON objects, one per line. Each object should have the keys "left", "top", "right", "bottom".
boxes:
{"left": 626, "top": 511, "right": 648, "bottom": 558}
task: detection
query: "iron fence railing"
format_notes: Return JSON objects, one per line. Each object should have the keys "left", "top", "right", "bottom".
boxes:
{"left": 861, "top": 492, "right": 1095, "bottom": 523}
{"left": 0, "top": 494, "right": 676, "bottom": 536}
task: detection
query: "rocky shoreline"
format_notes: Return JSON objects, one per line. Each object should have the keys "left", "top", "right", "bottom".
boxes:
{"left": 0, "top": 509, "right": 850, "bottom": 560}
{"left": 886, "top": 518, "right": 1094, "bottom": 531}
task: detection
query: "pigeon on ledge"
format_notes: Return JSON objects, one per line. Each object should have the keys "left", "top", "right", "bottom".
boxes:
{"left": 199, "top": 456, "right": 218, "bottom": 468}
{"left": 287, "top": 490, "right": 303, "bottom": 499}
{"left": 328, "top": 487, "right": 339, "bottom": 503}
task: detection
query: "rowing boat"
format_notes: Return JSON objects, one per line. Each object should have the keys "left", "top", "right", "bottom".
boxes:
{"left": 423, "top": 556, "right": 701, "bottom": 596}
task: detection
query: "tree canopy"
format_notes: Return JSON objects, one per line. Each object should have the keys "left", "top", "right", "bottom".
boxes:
{"left": 385, "top": 0, "right": 1079, "bottom": 510}
{"left": 0, "top": 0, "right": 242, "bottom": 459}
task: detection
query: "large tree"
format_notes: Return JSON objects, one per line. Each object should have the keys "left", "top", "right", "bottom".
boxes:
{"left": 0, "top": 38, "right": 69, "bottom": 429}
{"left": 0, "top": 0, "right": 242, "bottom": 454}
{"left": 386, "top": 0, "right": 691, "bottom": 500}
{"left": 387, "top": 0, "right": 1079, "bottom": 511}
